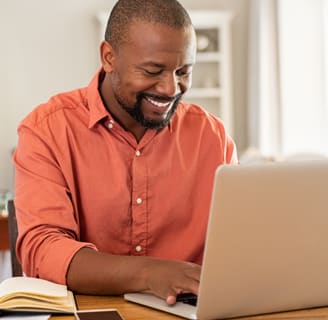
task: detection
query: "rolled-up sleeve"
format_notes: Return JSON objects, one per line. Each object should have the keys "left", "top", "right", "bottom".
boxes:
{"left": 14, "top": 122, "right": 97, "bottom": 284}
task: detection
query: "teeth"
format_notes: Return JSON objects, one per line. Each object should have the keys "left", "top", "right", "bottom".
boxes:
{"left": 146, "top": 97, "right": 171, "bottom": 108}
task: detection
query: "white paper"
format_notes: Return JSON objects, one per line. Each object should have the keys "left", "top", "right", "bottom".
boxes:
{"left": 0, "top": 314, "right": 50, "bottom": 320}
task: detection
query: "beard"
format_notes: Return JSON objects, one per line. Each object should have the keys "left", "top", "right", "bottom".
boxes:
{"left": 114, "top": 92, "right": 183, "bottom": 130}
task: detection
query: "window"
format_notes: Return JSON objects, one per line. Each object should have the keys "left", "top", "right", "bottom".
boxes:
{"left": 248, "top": 0, "right": 328, "bottom": 158}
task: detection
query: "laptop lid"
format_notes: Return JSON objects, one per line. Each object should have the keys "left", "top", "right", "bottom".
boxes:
{"left": 125, "top": 160, "right": 328, "bottom": 319}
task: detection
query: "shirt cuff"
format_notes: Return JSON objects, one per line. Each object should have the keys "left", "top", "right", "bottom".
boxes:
{"left": 38, "top": 238, "right": 97, "bottom": 285}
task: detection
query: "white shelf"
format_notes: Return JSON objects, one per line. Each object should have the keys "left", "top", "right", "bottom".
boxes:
{"left": 186, "top": 88, "right": 223, "bottom": 98}
{"left": 188, "top": 10, "right": 233, "bottom": 29}
{"left": 188, "top": 10, "right": 234, "bottom": 136}
{"left": 196, "top": 52, "right": 222, "bottom": 62}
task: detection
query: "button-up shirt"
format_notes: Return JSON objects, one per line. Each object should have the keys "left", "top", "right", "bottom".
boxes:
{"left": 14, "top": 70, "right": 238, "bottom": 284}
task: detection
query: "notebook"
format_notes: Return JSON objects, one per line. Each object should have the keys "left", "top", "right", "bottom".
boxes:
{"left": 124, "top": 160, "right": 328, "bottom": 319}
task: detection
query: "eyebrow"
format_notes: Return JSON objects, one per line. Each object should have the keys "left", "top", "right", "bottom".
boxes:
{"left": 139, "top": 62, "right": 165, "bottom": 68}
{"left": 138, "top": 61, "right": 194, "bottom": 68}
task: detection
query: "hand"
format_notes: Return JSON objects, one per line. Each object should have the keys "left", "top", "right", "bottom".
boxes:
{"left": 143, "top": 258, "right": 201, "bottom": 305}
{"left": 67, "top": 248, "right": 200, "bottom": 302}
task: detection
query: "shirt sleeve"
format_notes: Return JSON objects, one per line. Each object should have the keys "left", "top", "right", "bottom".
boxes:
{"left": 14, "top": 123, "right": 97, "bottom": 285}
{"left": 225, "top": 134, "right": 239, "bottom": 164}
{"left": 213, "top": 115, "right": 238, "bottom": 165}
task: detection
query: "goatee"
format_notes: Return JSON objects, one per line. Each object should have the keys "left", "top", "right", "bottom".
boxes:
{"left": 119, "top": 92, "right": 183, "bottom": 130}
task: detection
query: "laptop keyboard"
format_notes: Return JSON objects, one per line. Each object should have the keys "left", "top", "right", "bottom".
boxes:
{"left": 176, "top": 293, "right": 198, "bottom": 306}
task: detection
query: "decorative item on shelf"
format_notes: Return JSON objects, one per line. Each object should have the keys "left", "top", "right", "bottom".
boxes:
{"left": 196, "top": 34, "right": 210, "bottom": 52}
{"left": 195, "top": 29, "right": 218, "bottom": 53}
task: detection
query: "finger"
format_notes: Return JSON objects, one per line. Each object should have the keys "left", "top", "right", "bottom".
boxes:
{"left": 185, "top": 279, "right": 199, "bottom": 296}
{"left": 183, "top": 262, "right": 201, "bottom": 280}
{"left": 166, "top": 295, "right": 177, "bottom": 305}
{"left": 173, "top": 278, "right": 199, "bottom": 297}
{"left": 186, "top": 266, "right": 201, "bottom": 282}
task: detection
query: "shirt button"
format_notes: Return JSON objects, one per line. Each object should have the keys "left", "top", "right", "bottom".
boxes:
{"left": 136, "top": 197, "right": 142, "bottom": 204}
{"left": 107, "top": 120, "right": 114, "bottom": 129}
{"left": 135, "top": 150, "right": 141, "bottom": 157}
{"left": 135, "top": 245, "right": 142, "bottom": 252}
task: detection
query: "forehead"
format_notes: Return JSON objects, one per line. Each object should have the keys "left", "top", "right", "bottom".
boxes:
{"left": 119, "top": 20, "right": 196, "bottom": 66}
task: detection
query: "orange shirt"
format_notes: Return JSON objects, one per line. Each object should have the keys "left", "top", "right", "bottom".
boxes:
{"left": 14, "top": 70, "right": 238, "bottom": 284}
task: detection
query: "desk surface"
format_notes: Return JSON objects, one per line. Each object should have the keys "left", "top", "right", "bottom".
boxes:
{"left": 50, "top": 295, "right": 328, "bottom": 320}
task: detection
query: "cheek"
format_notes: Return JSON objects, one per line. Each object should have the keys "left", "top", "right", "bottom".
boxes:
{"left": 111, "top": 68, "right": 158, "bottom": 97}
{"left": 110, "top": 74, "right": 125, "bottom": 97}
{"left": 111, "top": 74, "right": 148, "bottom": 105}
{"left": 180, "top": 77, "right": 192, "bottom": 92}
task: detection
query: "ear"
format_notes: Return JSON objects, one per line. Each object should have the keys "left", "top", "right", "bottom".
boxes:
{"left": 100, "top": 41, "right": 116, "bottom": 73}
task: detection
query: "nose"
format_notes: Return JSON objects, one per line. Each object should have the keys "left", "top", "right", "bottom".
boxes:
{"left": 155, "top": 72, "right": 183, "bottom": 98}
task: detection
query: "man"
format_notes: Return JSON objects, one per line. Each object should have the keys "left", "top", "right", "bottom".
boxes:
{"left": 14, "top": 0, "right": 238, "bottom": 305}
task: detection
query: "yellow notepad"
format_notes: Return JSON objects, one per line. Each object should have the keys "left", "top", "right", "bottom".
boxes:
{"left": 0, "top": 277, "right": 76, "bottom": 314}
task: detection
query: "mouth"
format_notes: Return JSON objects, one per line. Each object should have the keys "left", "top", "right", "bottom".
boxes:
{"left": 145, "top": 96, "right": 173, "bottom": 108}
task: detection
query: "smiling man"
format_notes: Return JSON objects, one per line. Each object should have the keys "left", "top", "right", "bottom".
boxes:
{"left": 100, "top": 7, "right": 196, "bottom": 140}
{"left": 14, "top": 0, "right": 238, "bottom": 305}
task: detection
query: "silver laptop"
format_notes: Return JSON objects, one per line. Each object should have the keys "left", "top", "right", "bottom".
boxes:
{"left": 124, "top": 160, "right": 328, "bottom": 319}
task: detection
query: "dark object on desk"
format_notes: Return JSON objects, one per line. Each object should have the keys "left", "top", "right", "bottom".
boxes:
{"left": 7, "top": 199, "right": 23, "bottom": 276}
{"left": 76, "top": 309, "right": 124, "bottom": 320}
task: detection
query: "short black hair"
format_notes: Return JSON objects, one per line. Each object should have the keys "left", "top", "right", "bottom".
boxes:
{"left": 104, "top": 0, "right": 193, "bottom": 49}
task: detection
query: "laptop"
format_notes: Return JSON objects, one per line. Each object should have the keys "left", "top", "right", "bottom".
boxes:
{"left": 124, "top": 160, "right": 328, "bottom": 319}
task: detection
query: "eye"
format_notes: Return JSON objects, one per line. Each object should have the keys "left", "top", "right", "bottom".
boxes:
{"left": 143, "top": 69, "right": 163, "bottom": 76}
{"left": 176, "top": 67, "right": 192, "bottom": 77}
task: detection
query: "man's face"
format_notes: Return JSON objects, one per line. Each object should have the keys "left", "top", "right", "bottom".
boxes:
{"left": 104, "top": 20, "right": 196, "bottom": 130}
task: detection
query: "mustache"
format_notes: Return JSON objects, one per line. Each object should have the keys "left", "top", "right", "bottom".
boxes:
{"left": 140, "top": 92, "right": 183, "bottom": 103}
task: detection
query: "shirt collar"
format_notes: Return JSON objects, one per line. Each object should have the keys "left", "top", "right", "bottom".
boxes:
{"left": 87, "top": 68, "right": 112, "bottom": 129}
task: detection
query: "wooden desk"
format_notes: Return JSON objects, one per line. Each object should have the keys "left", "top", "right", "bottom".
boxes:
{"left": 51, "top": 295, "right": 180, "bottom": 320}
{"left": 51, "top": 295, "right": 328, "bottom": 320}
{"left": 0, "top": 216, "right": 9, "bottom": 250}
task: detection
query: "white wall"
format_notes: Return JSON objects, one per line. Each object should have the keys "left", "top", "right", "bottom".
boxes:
{"left": 0, "top": 0, "right": 249, "bottom": 192}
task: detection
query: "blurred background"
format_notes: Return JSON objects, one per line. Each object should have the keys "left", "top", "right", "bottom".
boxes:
{"left": 0, "top": 0, "right": 327, "bottom": 193}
